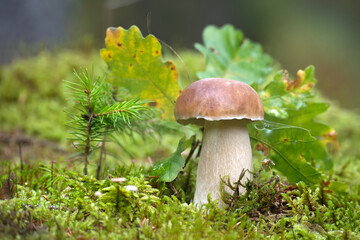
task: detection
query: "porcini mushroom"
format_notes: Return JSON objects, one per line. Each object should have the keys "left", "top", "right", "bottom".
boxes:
{"left": 174, "top": 78, "right": 264, "bottom": 208}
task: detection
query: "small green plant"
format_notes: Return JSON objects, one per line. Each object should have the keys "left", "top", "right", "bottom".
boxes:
{"left": 65, "top": 69, "right": 150, "bottom": 176}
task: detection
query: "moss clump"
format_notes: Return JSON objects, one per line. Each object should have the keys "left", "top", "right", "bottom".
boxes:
{"left": 1, "top": 160, "right": 360, "bottom": 239}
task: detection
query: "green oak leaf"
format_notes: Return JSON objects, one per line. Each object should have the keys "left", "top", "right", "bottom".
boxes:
{"left": 249, "top": 121, "right": 322, "bottom": 185}
{"left": 150, "top": 136, "right": 193, "bottom": 182}
{"left": 195, "top": 24, "right": 273, "bottom": 86}
{"left": 101, "top": 25, "right": 179, "bottom": 118}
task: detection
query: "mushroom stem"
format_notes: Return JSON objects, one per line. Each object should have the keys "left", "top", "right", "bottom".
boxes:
{"left": 194, "top": 119, "right": 253, "bottom": 208}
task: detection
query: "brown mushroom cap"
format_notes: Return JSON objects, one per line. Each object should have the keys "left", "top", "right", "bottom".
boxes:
{"left": 174, "top": 78, "right": 264, "bottom": 126}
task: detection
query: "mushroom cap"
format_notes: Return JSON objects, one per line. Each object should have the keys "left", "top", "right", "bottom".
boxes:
{"left": 174, "top": 78, "right": 264, "bottom": 126}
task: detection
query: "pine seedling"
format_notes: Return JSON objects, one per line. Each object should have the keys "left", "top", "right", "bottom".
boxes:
{"left": 65, "top": 68, "right": 150, "bottom": 175}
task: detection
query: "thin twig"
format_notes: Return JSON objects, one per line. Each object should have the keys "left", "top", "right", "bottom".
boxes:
{"left": 96, "top": 133, "right": 107, "bottom": 179}
{"left": 83, "top": 85, "right": 94, "bottom": 176}
{"left": 168, "top": 182, "right": 178, "bottom": 196}
{"left": 18, "top": 142, "right": 24, "bottom": 184}
{"left": 84, "top": 112, "right": 93, "bottom": 175}
{"left": 183, "top": 135, "right": 200, "bottom": 169}
{"left": 146, "top": 11, "right": 192, "bottom": 86}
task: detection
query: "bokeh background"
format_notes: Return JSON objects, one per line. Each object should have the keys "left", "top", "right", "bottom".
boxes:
{"left": 1, "top": 0, "right": 359, "bottom": 109}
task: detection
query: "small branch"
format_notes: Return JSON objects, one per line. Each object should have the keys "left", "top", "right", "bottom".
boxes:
{"left": 183, "top": 135, "right": 200, "bottom": 169}
{"left": 157, "top": 38, "right": 192, "bottom": 85}
{"left": 227, "top": 169, "right": 247, "bottom": 210}
{"left": 168, "top": 182, "right": 178, "bottom": 196}
{"left": 96, "top": 133, "right": 107, "bottom": 179}
{"left": 84, "top": 112, "right": 93, "bottom": 176}
{"left": 83, "top": 86, "right": 94, "bottom": 176}
{"left": 180, "top": 135, "right": 200, "bottom": 197}
{"left": 146, "top": 13, "right": 191, "bottom": 85}
{"left": 18, "top": 142, "right": 24, "bottom": 185}
{"left": 195, "top": 127, "right": 204, "bottom": 159}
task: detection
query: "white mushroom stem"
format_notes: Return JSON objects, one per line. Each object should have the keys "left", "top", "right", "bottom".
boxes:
{"left": 193, "top": 119, "right": 253, "bottom": 208}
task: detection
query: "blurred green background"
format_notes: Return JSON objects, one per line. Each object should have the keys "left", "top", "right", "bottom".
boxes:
{"left": 1, "top": 0, "right": 359, "bottom": 109}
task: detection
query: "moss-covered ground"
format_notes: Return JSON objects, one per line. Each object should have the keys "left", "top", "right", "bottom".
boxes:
{"left": 0, "top": 49, "right": 360, "bottom": 239}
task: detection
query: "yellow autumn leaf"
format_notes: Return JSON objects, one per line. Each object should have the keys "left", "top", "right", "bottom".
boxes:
{"left": 100, "top": 25, "right": 179, "bottom": 118}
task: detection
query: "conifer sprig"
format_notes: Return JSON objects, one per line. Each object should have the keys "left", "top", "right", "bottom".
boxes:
{"left": 65, "top": 68, "right": 150, "bottom": 175}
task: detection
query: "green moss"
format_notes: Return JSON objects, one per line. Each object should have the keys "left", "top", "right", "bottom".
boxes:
{"left": 1, "top": 159, "right": 360, "bottom": 239}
